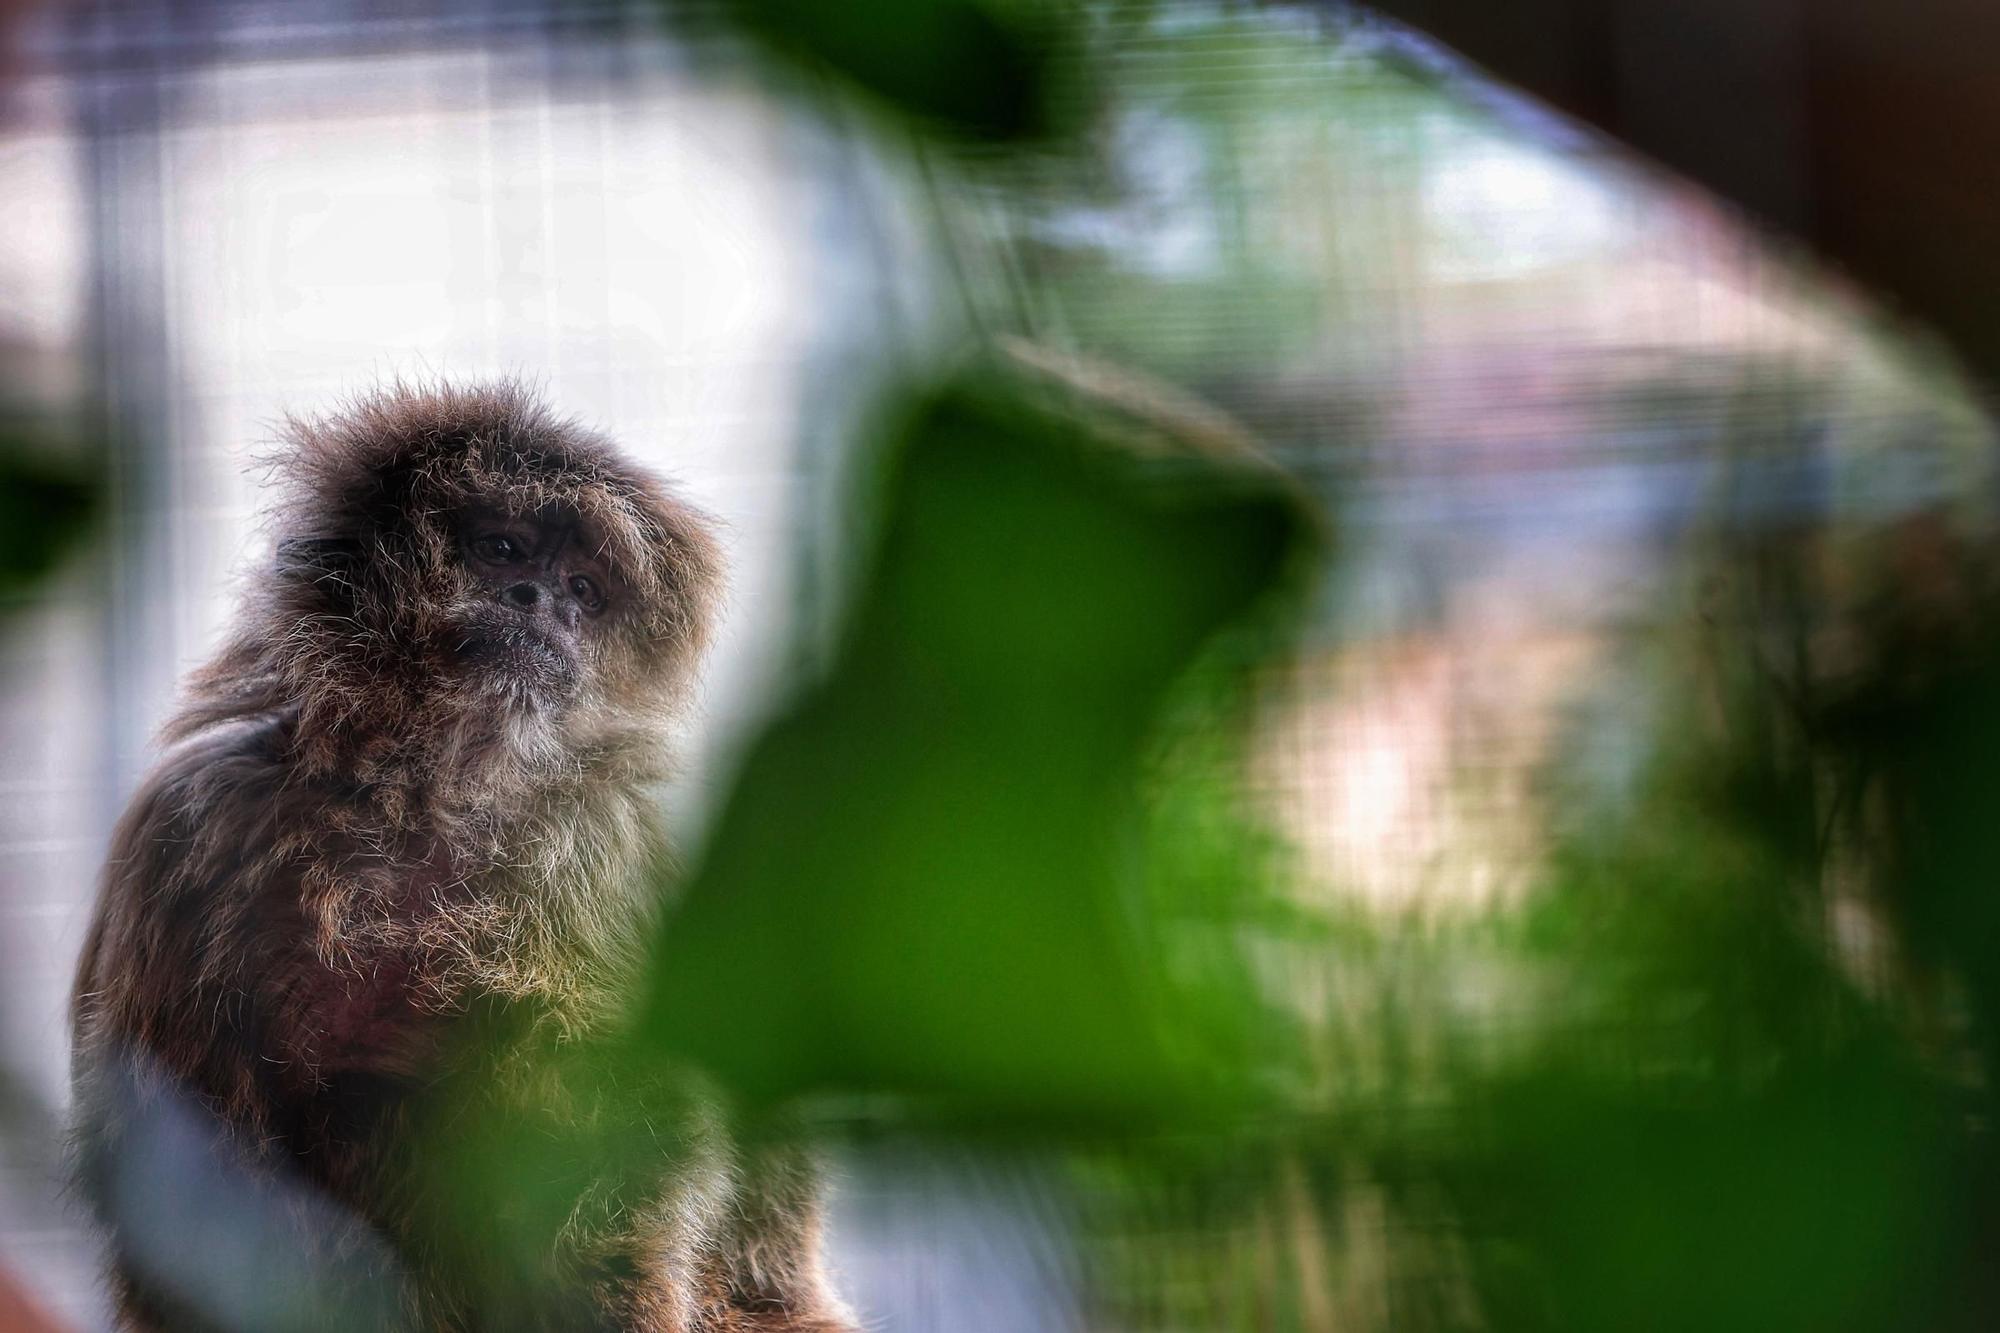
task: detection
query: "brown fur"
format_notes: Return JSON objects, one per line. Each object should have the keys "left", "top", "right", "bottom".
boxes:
{"left": 69, "top": 382, "right": 853, "bottom": 1331}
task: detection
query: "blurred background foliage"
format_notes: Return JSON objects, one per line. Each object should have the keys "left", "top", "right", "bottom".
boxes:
{"left": 646, "top": 2, "right": 2000, "bottom": 1330}
{"left": 0, "top": 413, "right": 95, "bottom": 607}
{"left": 9, "top": 0, "right": 2000, "bottom": 1329}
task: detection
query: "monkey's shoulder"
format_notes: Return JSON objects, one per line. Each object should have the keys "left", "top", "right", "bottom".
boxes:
{"left": 99, "top": 715, "right": 311, "bottom": 895}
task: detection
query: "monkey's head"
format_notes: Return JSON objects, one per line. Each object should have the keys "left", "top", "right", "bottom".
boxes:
{"left": 179, "top": 382, "right": 724, "bottom": 782}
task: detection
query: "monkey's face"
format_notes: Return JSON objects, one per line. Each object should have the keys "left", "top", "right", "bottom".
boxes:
{"left": 245, "top": 385, "right": 722, "bottom": 764}
{"left": 451, "top": 507, "right": 622, "bottom": 707}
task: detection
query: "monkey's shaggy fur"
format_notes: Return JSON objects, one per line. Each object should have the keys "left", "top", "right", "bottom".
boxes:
{"left": 70, "top": 383, "right": 853, "bottom": 1332}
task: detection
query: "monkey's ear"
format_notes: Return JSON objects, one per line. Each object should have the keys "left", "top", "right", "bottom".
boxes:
{"left": 275, "top": 535, "right": 360, "bottom": 585}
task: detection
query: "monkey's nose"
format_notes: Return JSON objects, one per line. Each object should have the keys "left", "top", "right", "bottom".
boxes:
{"left": 503, "top": 582, "right": 542, "bottom": 609}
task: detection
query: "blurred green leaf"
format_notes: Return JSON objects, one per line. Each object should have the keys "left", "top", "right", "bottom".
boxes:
{"left": 1447, "top": 1051, "right": 1955, "bottom": 1333}
{"left": 637, "top": 372, "right": 1316, "bottom": 1126}
{"left": 0, "top": 422, "right": 98, "bottom": 603}
{"left": 690, "top": 0, "right": 1080, "bottom": 144}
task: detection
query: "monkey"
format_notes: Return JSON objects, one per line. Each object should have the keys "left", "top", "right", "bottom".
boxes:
{"left": 68, "top": 382, "right": 856, "bottom": 1332}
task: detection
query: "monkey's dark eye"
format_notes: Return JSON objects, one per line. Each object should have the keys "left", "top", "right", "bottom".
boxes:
{"left": 568, "top": 574, "right": 605, "bottom": 612}
{"left": 473, "top": 534, "right": 522, "bottom": 563}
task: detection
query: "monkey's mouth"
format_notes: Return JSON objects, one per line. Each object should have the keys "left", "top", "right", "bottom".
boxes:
{"left": 452, "top": 623, "right": 579, "bottom": 698}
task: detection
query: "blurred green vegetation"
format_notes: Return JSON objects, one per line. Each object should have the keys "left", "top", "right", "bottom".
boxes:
{"left": 632, "top": 7, "right": 2000, "bottom": 1329}
{"left": 0, "top": 416, "right": 97, "bottom": 605}
{"left": 637, "top": 372, "right": 1319, "bottom": 1124}
{"left": 1055, "top": 505, "right": 2000, "bottom": 1331}
{"left": 673, "top": 0, "right": 1087, "bottom": 143}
